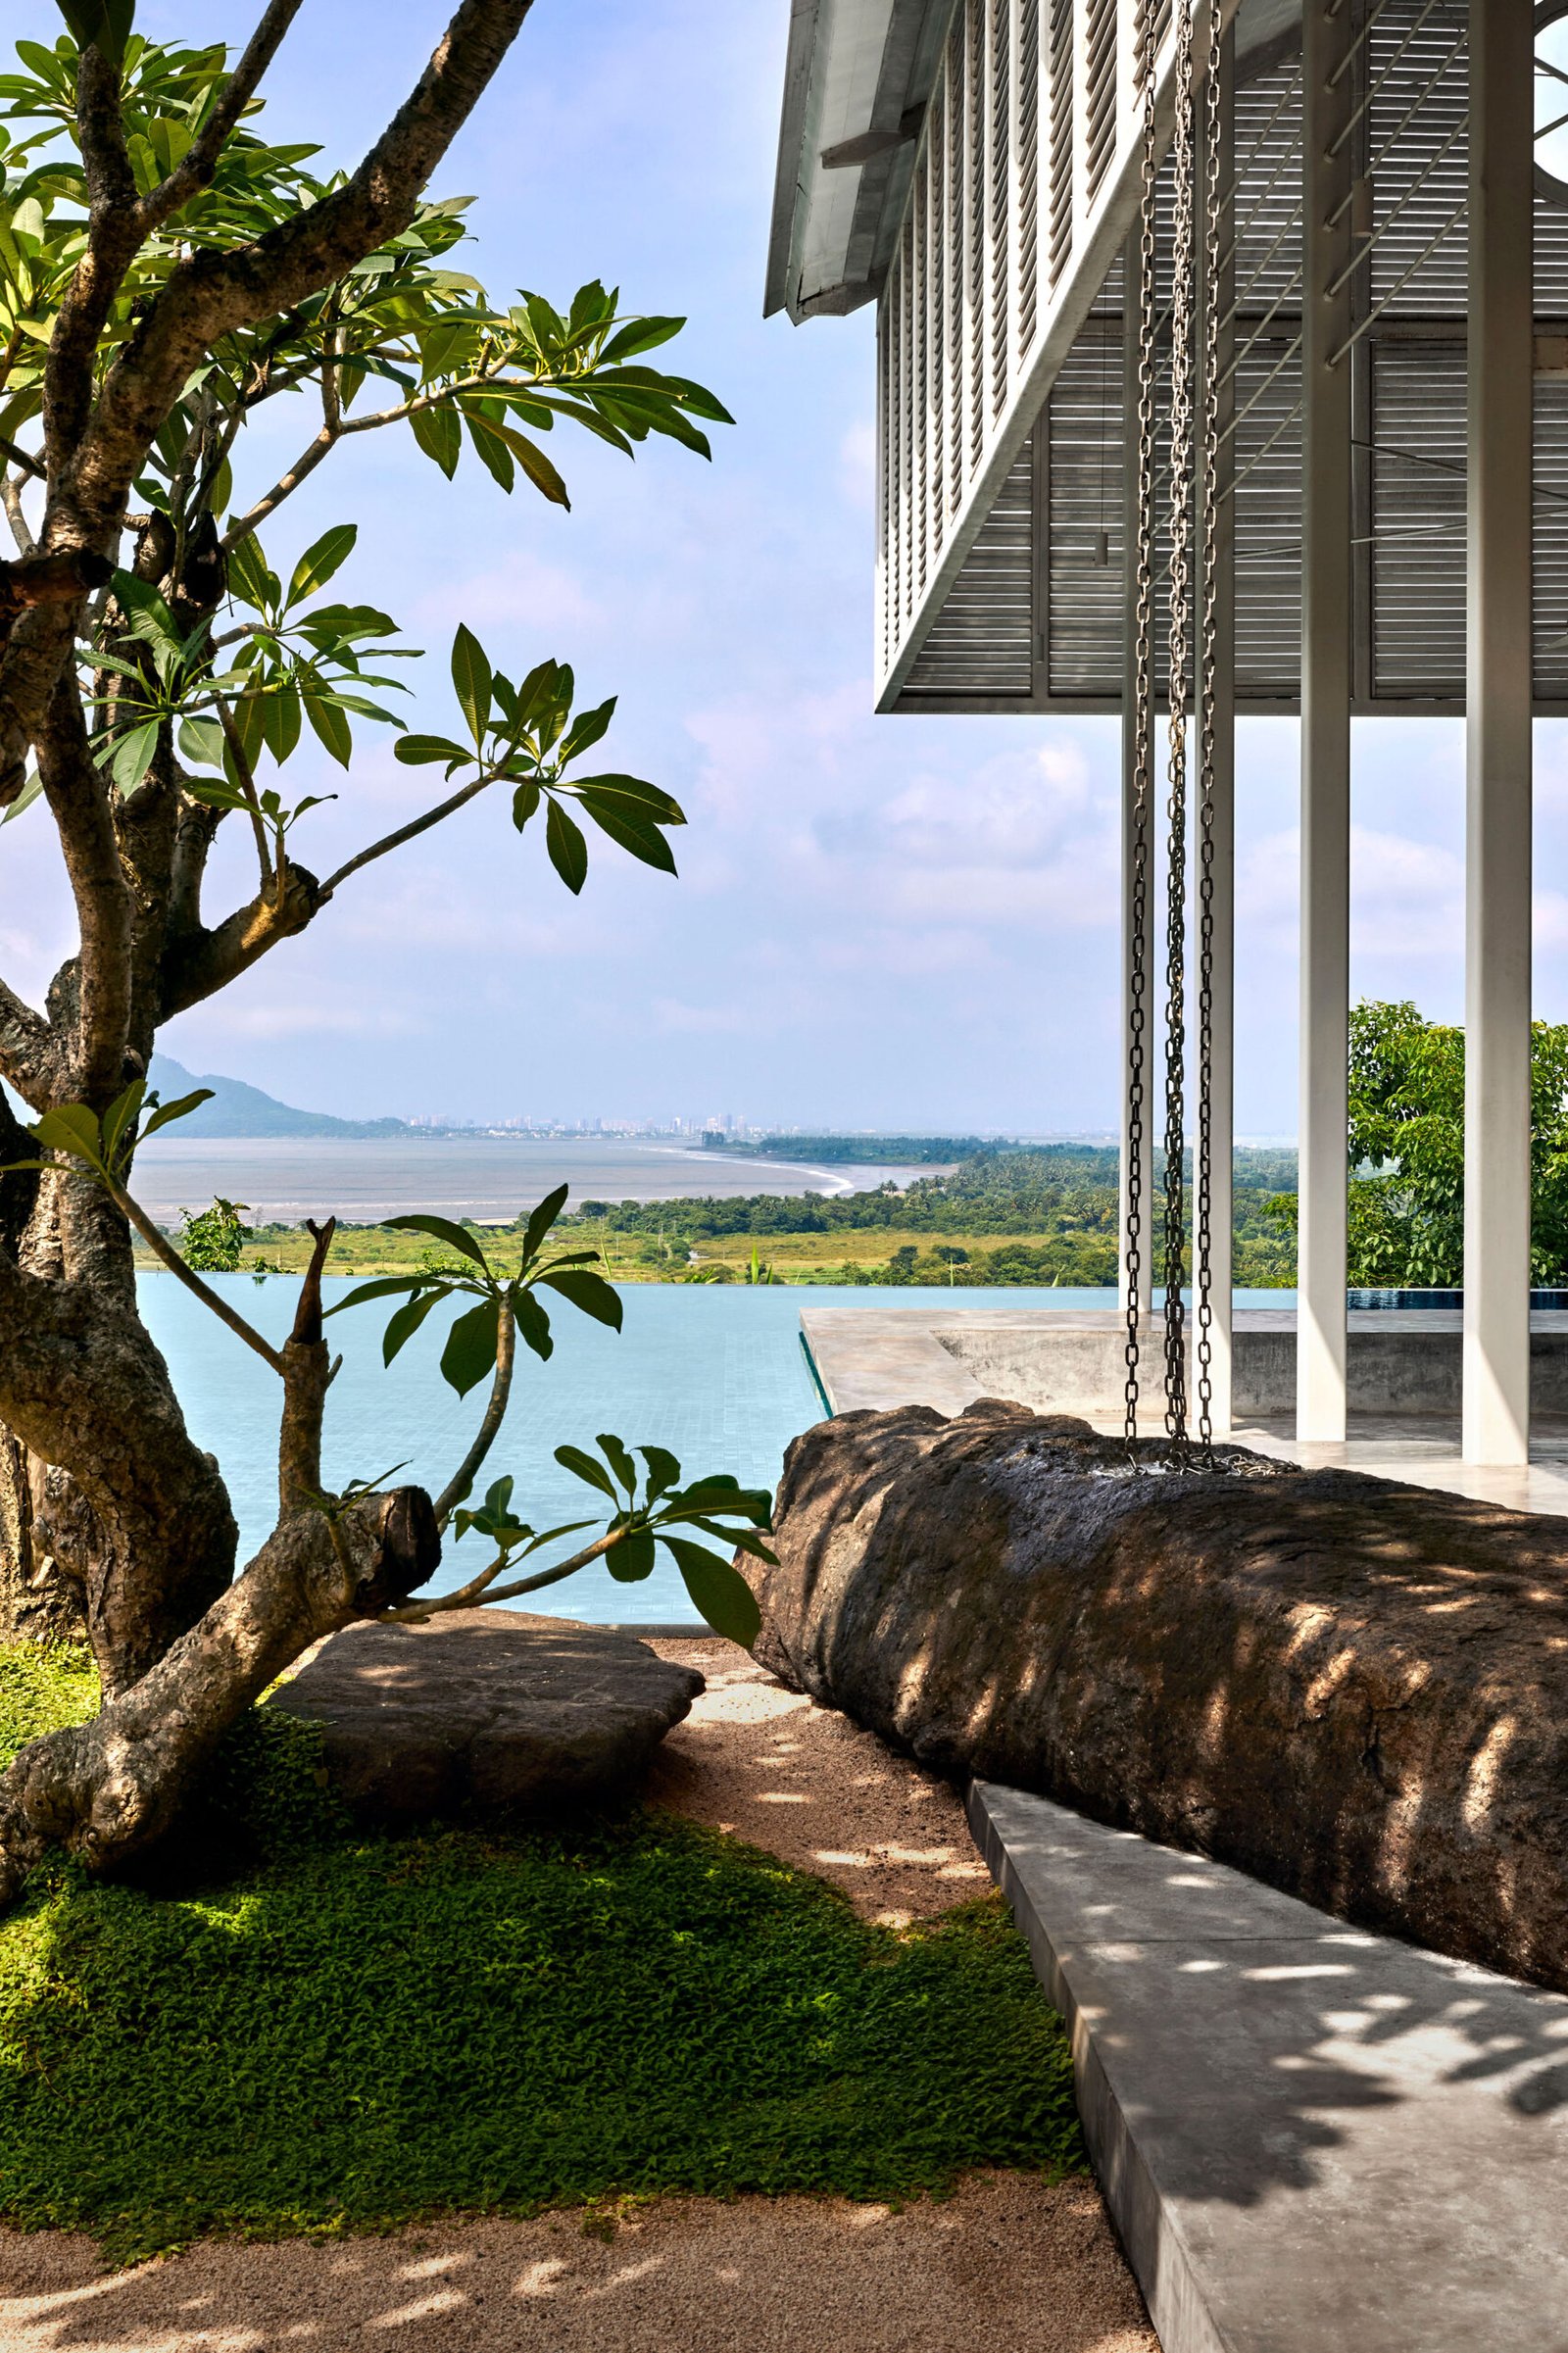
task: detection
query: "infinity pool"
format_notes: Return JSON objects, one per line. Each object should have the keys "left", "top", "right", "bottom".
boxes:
{"left": 142, "top": 1277, "right": 1290, "bottom": 1623}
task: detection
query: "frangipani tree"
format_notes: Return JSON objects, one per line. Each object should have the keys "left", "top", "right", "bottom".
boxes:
{"left": 0, "top": 3, "right": 761, "bottom": 1900}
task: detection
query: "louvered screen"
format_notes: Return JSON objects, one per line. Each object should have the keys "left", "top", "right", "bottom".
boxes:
{"left": 947, "top": 14, "right": 967, "bottom": 516}
{"left": 1233, "top": 334, "right": 1302, "bottom": 704}
{"left": 990, "top": 0, "right": 1012, "bottom": 417}
{"left": 928, "top": 82, "right": 947, "bottom": 563}
{"left": 968, "top": 0, "right": 988, "bottom": 466}
{"left": 1086, "top": 0, "right": 1118, "bottom": 199}
{"left": 1048, "top": 322, "right": 1125, "bottom": 697}
{"left": 1017, "top": 0, "right": 1042, "bottom": 350}
{"left": 903, "top": 440, "right": 1035, "bottom": 695}
{"left": 1049, "top": 0, "right": 1074, "bottom": 285}
{"left": 1536, "top": 377, "right": 1568, "bottom": 705}
{"left": 913, "top": 172, "right": 929, "bottom": 599}
{"left": 1367, "top": 0, "right": 1468, "bottom": 319}
{"left": 1370, "top": 341, "right": 1466, "bottom": 703}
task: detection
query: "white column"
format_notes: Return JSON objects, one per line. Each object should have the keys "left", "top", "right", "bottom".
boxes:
{"left": 1200, "top": 17, "right": 1236, "bottom": 1435}
{"left": 1463, "top": 1, "right": 1534, "bottom": 1466}
{"left": 1121, "top": 228, "right": 1155, "bottom": 1322}
{"left": 1297, "top": 0, "right": 1354, "bottom": 1443}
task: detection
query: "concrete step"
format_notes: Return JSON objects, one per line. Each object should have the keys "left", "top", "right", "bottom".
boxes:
{"left": 969, "top": 1781, "right": 1568, "bottom": 2353}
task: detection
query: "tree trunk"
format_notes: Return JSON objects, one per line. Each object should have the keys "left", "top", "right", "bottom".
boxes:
{"left": 0, "top": 1429, "right": 86, "bottom": 1647}
{"left": 0, "top": 1483, "right": 440, "bottom": 1897}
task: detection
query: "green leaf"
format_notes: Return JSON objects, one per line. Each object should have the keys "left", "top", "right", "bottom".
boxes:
{"left": 440, "top": 1296, "right": 502, "bottom": 1398}
{"left": 637, "top": 1446, "right": 682, "bottom": 1501}
{"left": 410, "top": 402, "right": 462, "bottom": 479}
{"left": 99, "top": 1080, "right": 145, "bottom": 1173}
{"left": 537, "top": 1267, "right": 623, "bottom": 1329}
{"left": 0, "top": 769, "right": 44, "bottom": 828}
{"left": 520, "top": 1183, "right": 569, "bottom": 1260}
{"left": 141, "top": 1087, "right": 215, "bottom": 1140}
{"left": 560, "top": 698, "right": 615, "bottom": 763}
{"left": 54, "top": 1, "right": 134, "bottom": 69}
{"left": 381, "top": 1212, "right": 492, "bottom": 1272}
{"left": 607, "top": 1525, "right": 656, "bottom": 1583}
{"left": 463, "top": 408, "right": 514, "bottom": 493}
{"left": 513, "top": 1287, "right": 555, "bottom": 1361}
{"left": 597, "top": 1433, "right": 638, "bottom": 1496}
{"left": 555, "top": 1444, "right": 617, "bottom": 1500}
{"left": 287, "top": 524, "right": 358, "bottom": 609}
{"left": 259, "top": 682, "right": 301, "bottom": 766}
{"left": 599, "top": 316, "right": 685, "bottom": 364}
{"left": 226, "top": 533, "right": 277, "bottom": 613}
{"left": 544, "top": 798, "right": 588, "bottom": 895}
{"left": 511, "top": 780, "right": 540, "bottom": 830}
{"left": 176, "top": 717, "right": 224, "bottom": 770}
{"left": 324, "top": 1275, "right": 433, "bottom": 1315}
{"left": 382, "top": 1286, "right": 444, "bottom": 1365}
{"left": 664, "top": 1541, "right": 761, "bottom": 1646}
{"left": 110, "top": 719, "right": 161, "bottom": 796}
{"left": 30, "top": 1103, "right": 104, "bottom": 1168}
{"left": 450, "top": 624, "right": 492, "bottom": 746}
{"left": 508, "top": 431, "right": 570, "bottom": 510}
{"left": 301, "top": 687, "right": 353, "bottom": 768}
{"left": 569, "top": 773, "right": 685, "bottom": 824}
{"left": 395, "top": 734, "right": 472, "bottom": 769}
{"left": 577, "top": 797, "right": 677, "bottom": 875}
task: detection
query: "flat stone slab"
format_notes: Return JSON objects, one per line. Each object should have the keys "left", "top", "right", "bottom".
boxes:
{"left": 970, "top": 1781, "right": 1568, "bottom": 2353}
{"left": 268, "top": 1609, "right": 704, "bottom": 1823}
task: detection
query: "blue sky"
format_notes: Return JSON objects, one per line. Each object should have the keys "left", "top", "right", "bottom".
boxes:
{"left": 6, "top": 0, "right": 1568, "bottom": 1135}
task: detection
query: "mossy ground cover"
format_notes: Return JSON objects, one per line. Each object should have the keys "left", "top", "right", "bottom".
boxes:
{"left": 0, "top": 1646, "right": 1084, "bottom": 2263}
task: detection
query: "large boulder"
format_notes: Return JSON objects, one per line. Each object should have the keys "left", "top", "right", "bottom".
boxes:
{"left": 753, "top": 1399, "right": 1568, "bottom": 1993}
{"left": 268, "top": 1608, "right": 703, "bottom": 1823}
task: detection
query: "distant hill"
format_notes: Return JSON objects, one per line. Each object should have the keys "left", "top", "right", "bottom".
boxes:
{"left": 147, "top": 1055, "right": 414, "bottom": 1141}
{"left": 720, "top": 1134, "right": 1015, "bottom": 1164}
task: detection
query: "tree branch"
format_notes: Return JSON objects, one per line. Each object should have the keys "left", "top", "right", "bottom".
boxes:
{"left": 384, "top": 1528, "right": 619, "bottom": 1623}
{"left": 212, "top": 695, "right": 275, "bottom": 889}
{"left": 157, "top": 863, "right": 322, "bottom": 1020}
{"left": 318, "top": 774, "right": 493, "bottom": 897}
{"left": 138, "top": 2, "right": 306, "bottom": 233}
{"left": 107, "top": 1178, "right": 286, "bottom": 1374}
{"left": 433, "top": 1297, "right": 514, "bottom": 1527}
{"left": 35, "top": 671, "right": 131, "bottom": 1100}
{"left": 74, "top": 0, "right": 536, "bottom": 536}
{"left": 220, "top": 417, "right": 340, "bottom": 553}
{"left": 279, "top": 1215, "right": 337, "bottom": 1514}
{"left": 0, "top": 983, "right": 64, "bottom": 1111}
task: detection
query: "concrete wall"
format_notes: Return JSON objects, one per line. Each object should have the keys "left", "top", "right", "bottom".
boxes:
{"left": 934, "top": 1324, "right": 1568, "bottom": 1418}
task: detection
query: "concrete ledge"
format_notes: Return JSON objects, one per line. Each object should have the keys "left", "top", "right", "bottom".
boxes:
{"left": 969, "top": 1781, "right": 1568, "bottom": 2352}
{"left": 802, "top": 1306, "right": 1568, "bottom": 1421}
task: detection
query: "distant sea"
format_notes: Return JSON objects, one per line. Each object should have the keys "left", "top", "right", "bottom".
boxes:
{"left": 128, "top": 1135, "right": 939, "bottom": 1224}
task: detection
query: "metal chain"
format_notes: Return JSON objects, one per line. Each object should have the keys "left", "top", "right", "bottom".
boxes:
{"left": 1195, "top": 0, "right": 1223, "bottom": 1466}
{"left": 1123, "top": 0, "right": 1160, "bottom": 1459}
{"left": 1163, "top": 0, "right": 1197, "bottom": 1454}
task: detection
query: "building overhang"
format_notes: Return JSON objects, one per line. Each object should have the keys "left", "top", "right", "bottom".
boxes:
{"left": 764, "top": 0, "right": 956, "bottom": 322}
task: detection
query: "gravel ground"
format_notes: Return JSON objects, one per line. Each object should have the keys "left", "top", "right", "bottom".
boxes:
{"left": 0, "top": 1638, "right": 1156, "bottom": 2353}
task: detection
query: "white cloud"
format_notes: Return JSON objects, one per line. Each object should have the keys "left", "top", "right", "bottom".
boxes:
{"left": 205, "top": 1004, "right": 429, "bottom": 1042}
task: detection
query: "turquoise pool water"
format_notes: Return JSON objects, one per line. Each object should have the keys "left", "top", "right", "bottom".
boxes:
{"left": 141, "top": 1278, "right": 1294, "bottom": 1624}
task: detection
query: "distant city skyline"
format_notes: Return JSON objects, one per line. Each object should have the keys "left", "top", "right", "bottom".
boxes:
{"left": 6, "top": 3, "right": 1564, "bottom": 1136}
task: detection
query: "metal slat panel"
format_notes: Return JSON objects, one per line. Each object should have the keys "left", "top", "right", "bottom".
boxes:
{"left": 1367, "top": 0, "right": 1468, "bottom": 318}
{"left": 1370, "top": 341, "right": 1466, "bottom": 702}
{"left": 991, "top": 0, "right": 1012, "bottom": 416}
{"left": 903, "top": 440, "right": 1036, "bottom": 693}
{"left": 1018, "top": 0, "right": 1042, "bottom": 348}
{"left": 1535, "top": 379, "right": 1568, "bottom": 703}
{"left": 1048, "top": 322, "right": 1125, "bottom": 696}
{"left": 1086, "top": 0, "right": 1118, "bottom": 200}
{"left": 1049, "top": 0, "right": 1074, "bottom": 284}
{"left": 1233, "top": 333, "right": 1301, "bottom": 703}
